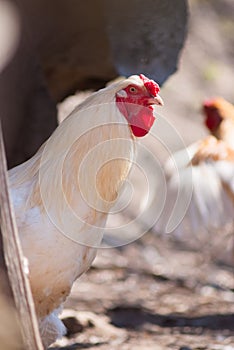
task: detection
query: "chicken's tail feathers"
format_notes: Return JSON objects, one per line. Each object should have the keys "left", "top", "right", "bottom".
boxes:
{"left": 38, "top": 308, "right": 66, "bottom": 348}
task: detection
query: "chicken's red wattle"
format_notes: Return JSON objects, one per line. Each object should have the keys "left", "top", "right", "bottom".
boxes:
{"left": 116, "top": 98, "right": 156, "bottom": 137}
{"left": 129, "top": 106, "right": 155, "bottom": 137}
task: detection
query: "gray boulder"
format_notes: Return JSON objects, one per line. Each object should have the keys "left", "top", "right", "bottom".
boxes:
{"left": 0, "top": 0, "right": 187, "bottom": 167}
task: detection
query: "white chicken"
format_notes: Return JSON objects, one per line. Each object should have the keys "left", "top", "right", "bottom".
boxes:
{"left": 157, "top": 98, "right": 234, "bottom": 264}
{"left": 9, "top": 74, "right": 163, "bottom": 347}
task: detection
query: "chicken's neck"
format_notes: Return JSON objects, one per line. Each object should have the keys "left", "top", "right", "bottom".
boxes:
{"left": 215, "top": 119, "right": 234, "bottom": 149}
{"left": 10, "top": 102, "right": 135, "bottom": 246}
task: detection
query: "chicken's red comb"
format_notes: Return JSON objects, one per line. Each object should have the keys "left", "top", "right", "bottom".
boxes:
{"left": 140, "top": 74, "right": 160, "bottom": 97}
{"left": 203, "top": 98, "right": 217, "bottom": 107}
{"left": 203, "top": 97, "right": 225, "bottom": 109}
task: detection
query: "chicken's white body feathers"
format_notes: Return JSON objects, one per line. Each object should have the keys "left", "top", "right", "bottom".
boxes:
{"left": 156, "top": 140, "right": 234, "bottom": 262}
{"left": 9, "top": 76, "right": 145, "bottom": 346}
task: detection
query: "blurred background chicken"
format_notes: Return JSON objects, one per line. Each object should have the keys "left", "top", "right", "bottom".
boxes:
{"left": 8, "top": 74, "right": 163, "bottom": 347}
{"left": 156, "top": 97, "right": 234, "bottom": 265}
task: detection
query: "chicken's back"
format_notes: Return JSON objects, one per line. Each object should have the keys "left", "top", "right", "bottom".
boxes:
{"left": 156, "top": 136, "right": 234, "bottom": 264}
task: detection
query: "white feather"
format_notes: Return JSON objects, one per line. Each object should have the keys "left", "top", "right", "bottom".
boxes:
{"left": 156, "top": 144, "right": 234, "bottom": 243}
{"left": 9, "top": 75, "right": 147, "bottom": 346}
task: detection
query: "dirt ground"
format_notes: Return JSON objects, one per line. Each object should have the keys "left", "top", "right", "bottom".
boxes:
{"left": 51, "top": 233, "right": 234, "bottom": 350}
{"left": 51, "top": 0, "right": 234, "bottom": 349}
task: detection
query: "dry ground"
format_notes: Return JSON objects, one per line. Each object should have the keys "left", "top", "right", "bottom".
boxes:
{"left": 51, "top": 234, "right": 234, "bottom": 350}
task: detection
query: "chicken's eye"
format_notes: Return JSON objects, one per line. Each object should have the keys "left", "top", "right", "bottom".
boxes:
{"left": 129, "top": 86, "right": 138, "bottom": 94}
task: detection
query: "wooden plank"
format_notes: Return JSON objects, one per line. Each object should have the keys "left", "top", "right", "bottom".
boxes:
{"left": 0, "top": 229, "right": 23, "bottom": 349}
{"left": 0, "top": 121, "right": 43, "bottom": 350}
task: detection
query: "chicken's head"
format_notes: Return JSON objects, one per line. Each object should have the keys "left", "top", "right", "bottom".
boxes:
{"left": 116, "top": 74, "right": 163, "bottom": 137}
{"left": 203, "top": 98, "right": 223, "bottom": 133}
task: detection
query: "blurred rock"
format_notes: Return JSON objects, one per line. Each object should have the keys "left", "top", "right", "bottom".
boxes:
{"left": 60, "top": 309, "right": 127, "bottom": 342}
{"left": 0, "top": 1, "right": 57, "bottom": 168}
{"left": 62, "top": 316, "right": 84, "bottom": 336}
{"left": 0, "top": 0, "right": 187, "bottom": 167}
{"left": 0, "top": 50, "right": 58, "bottom": 168}
{"left": 21, "top": 0, "right": 188, "bottom": 101}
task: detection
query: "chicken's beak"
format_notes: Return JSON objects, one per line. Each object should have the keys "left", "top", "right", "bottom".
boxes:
{"left": 148, "top": 95, "right": 164, "bottom": 106}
